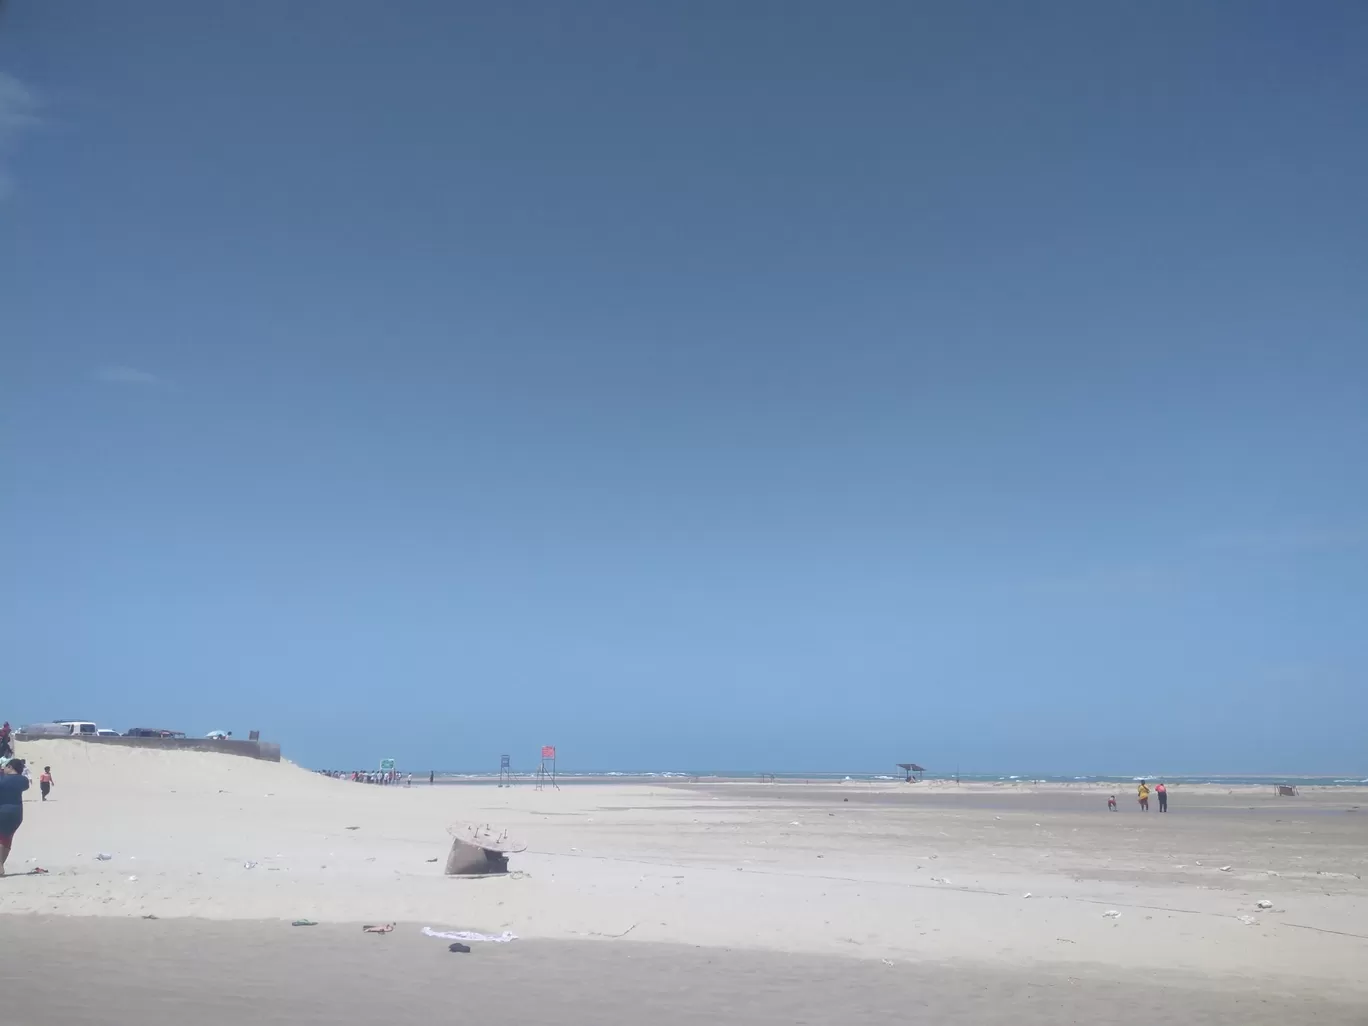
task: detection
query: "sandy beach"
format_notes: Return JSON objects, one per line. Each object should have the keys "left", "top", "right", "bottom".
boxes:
{"left": 3, "top": 740, "right": 1366, "bottom": 1022}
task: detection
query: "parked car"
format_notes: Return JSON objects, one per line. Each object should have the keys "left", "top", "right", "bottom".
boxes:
{"left": 205, "top": 730, "right": 234, "bottom": 740}
{"left": 96, "top": 728, "right": 121, "bottom": 737}
{"left": 18, "top": 722, "right": 75, "bottom": 737}
{"left": 124, "top": 727, "right": 187, "bottom": 739}
{"left": 56, "top": 720, "right": 98, "bottom": 736}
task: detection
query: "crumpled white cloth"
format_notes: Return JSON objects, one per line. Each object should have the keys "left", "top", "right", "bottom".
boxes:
{"left": 421, "top": 926, "right": 518, "bottom": 943}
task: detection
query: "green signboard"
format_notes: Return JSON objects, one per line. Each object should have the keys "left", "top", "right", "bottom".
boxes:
{"left": 379, "top": 758, "right": 396, "bottom": 772}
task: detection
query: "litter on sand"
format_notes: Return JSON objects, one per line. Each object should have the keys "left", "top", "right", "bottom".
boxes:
{"left": 1219, "top": 866, "right": 1232, "bottom": 872}
{"left": 244, "top": 861, "right": 259, "bottom": 869}
{"left": 448, "top": 943, "right": 472, "bottom": 953}
{"left": 362, "top": 923, "right": 395, "bottom": 934}
{"left": 1102, "top": 910, "right": 1122, "bottom": 920}
{"left": 95, "top": 853, "right": 113, "bottom": 861}
{"left": 1238, "top": 915, "right": 1258, "bottom": 925}
{"left": 1022, "top": 892, "right": 1033, "bottom": 899}
{"left": 422, "top": 927, "right": 518, "bottom": 944}
{"left": 292, "top": 920, "right": 319, "bottom": 927}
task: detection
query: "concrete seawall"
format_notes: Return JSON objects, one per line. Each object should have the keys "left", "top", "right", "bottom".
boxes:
{"left": 19, "top": 734, "right": 281, "bottom": 762}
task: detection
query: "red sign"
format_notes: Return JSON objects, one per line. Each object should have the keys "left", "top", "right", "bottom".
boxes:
{"left": 541, "top": 746, "right": 556, "bottom": 759}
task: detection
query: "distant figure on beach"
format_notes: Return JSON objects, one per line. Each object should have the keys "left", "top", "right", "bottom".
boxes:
{"left": 39, "top": 766, "right": 53, "bottom": 801}
{"left": 430, "top": 770, "right": 435, "bottom": 785}
{"left": 1137, "top": 780, "right": 1150, "bottom": 811}
{"left": 0, "top": 758, "right": 30, "bottom": 875}
{"left": 0, "top": 721, "right": 11, "bottom": 758}
{"left": 1107, "top": 795, "right": 1117, "bottom": 811}
{"left": 1155, "top": 782, "right": 1168, "bottom": 812}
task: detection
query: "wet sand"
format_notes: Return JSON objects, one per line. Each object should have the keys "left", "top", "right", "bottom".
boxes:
{"left": 5, "top": 917, "right": 1364, "bottom": 1026}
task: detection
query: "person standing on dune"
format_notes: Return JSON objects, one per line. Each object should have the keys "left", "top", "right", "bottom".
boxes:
{"left": 0, "top": 758, "right": 30, "bottom": 876}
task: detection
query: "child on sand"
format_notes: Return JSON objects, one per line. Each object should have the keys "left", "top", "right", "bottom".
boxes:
{"left": 1107, "top": 795, "right": 1117, "bottom": 811}
{"left": 40, "top": 767, "right": 53, "bottom": 801}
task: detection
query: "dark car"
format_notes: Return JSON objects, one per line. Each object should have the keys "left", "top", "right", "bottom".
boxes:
{"left": 124, "top": 728, "right": 187, "bottom": 739}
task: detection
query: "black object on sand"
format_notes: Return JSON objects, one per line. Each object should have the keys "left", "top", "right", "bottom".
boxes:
{"left": 448, "top": 943, "right": 471, "bottom": 953}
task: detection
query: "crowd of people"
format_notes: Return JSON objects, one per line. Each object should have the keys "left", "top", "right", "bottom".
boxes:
{"left": 317, "top": 769, "right": 415, "bottom": 786}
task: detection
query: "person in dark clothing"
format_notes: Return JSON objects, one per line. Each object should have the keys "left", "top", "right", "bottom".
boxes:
{"left": 1155, "top": 782, "right": 1168, "bottom": 812}
{"left": 0, "top": 758, "right": 30, "bottom": 876}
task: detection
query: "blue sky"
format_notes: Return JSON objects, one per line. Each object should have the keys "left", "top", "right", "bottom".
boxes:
{"left": 2, "top": 3, "right": 1365, "bottom": 774}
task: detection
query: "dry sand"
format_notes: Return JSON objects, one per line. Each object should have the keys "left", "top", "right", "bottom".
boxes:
{"left": 3, "top": 740, "right": 1366, "bottom": 1022}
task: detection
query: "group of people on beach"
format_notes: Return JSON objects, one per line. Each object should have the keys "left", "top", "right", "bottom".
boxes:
{"left": 1108, "top": 780, "right": 1168, "bottom": 812}
{"left": 318, "top": 769, "right": 413, "bottom": 786}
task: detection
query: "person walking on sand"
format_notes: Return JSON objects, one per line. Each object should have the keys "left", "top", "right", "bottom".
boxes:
{"left": 1155, "top": 781, "right": 1168, "bottom": 812}
{"left": 1137, "top": 780, "right": 1150, "bottom": 811}
{"left": 39, "top": 766, "right": 53, "bottom": 801}
{"left": 0, "top": 758, "right": 30, "bottom": 876}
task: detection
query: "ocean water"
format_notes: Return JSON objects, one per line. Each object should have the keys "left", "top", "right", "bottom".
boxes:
{"left": 404, "top": 769, "right": 1368, "bottom": 787}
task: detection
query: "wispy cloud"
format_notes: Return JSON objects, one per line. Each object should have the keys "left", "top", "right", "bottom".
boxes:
{"left": 0, "top": 71, "right": 39, "bottom": 201}
{"left": 1024, "top": 565, "right": 1181, "bottom": 598}
{"left": 94, "top": 365, "right": 168, "bottom": 388}
{"left": 1199, "top": 527, "right": 1368, "bottom": 554}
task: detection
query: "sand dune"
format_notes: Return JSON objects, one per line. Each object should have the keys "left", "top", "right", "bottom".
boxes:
{"left": 4, "top": 740, "right": 1366, "bottom": 1004}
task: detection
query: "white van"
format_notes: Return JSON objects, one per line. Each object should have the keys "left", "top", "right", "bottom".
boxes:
{"left": 57, "top": 721, "right": 98, "bottom": 736}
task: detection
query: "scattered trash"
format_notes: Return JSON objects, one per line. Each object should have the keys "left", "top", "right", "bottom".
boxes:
{"left": 95, "top": 853, "right": 113, "bottom": 861}
{"left": 881, "top": 958, "right": 895, "bottom": 966}
{"left": 345, "top": 826, "right": 360, "bottom": 830}
{"left": 421, "top": 927, "right": 518, "bottom": 944}
{"left": 292, "top": 919, "right": 318, "bottom": 927}
{"left": 1102, "top": 910, "right": 1122, "bottom": 920}
{"left": 128, "top": 875, "right": 138, "bottom": 882}
{"left": 1022, "top": 892, "right": 1033, "bottom": 899}
{"left": 1237, "top": 915, "right": 1258, "bottom": 926}
{"left": 929, "top": 877, "right": 951, "bottom": 885}
{"left": 1219, "top": 866, "right": 1232, "bottom": 872}
{"left": 448, "top": 942, "right": 472, "bottom": 953}
{"left": 789, "top": 821, "right": 802, "bottom": 826}
{"left": 425, "top": 858, "right": 439, "bottom": 863}
{"left": 362, "top": 923, "right": 394, "bottom": 934}
{"left": 244, "top": 861, "right": 259, "bottom": 869}
{"left": 1256, "top": 900, "right": 1274, "bottom": 910}
{"left": 142, "top": 914, "right": 158, "bottom": 920}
